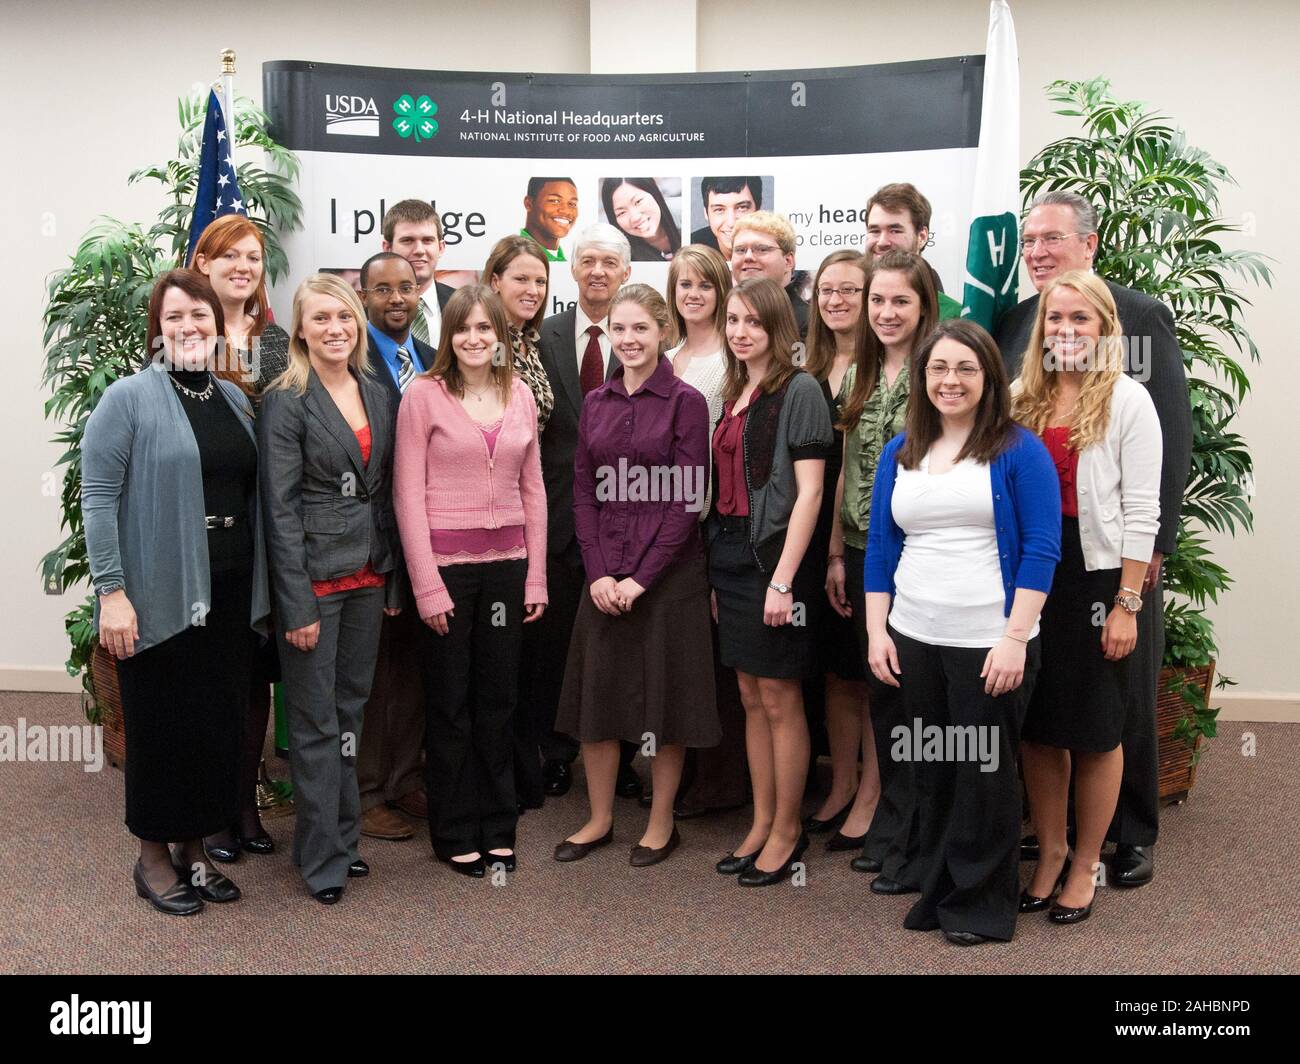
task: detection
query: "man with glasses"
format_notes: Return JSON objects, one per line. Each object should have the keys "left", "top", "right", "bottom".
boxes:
{"left": 864, "top": 182, "right": 963, "bottom": 320}
{"left": 729, "top": 211, "right": 808, "bottom": 332}
{"left": 381, "top": 199, "right": 456, "bottom": 345}
{"left": 994, "top": 190, "right": 1193, "bottom": 891}
{"left": 351, "top": 251, "right": 435, "bottom": 841}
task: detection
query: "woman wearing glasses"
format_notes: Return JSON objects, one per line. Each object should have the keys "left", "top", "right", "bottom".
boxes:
{"left": 864, "top": 319, "right": 1060, "bottom": 946}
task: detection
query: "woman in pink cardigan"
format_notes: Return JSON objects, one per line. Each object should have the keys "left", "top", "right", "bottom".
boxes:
{"left": 394, "top": 286, "right": 548, "bottom": 877}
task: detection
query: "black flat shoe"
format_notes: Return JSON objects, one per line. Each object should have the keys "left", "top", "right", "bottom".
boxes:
{"left": 803, "top": 801, "right": 852, "bottom": 835}
{"left": 238, "top": 828, "right": 275, "bottom": 856}
{"left": 869, "top": 875, "right": 919, "bottom": 896}
{"left": 1110, "top": 844, "right": 1154, "bottom": 888}
{"left": 630, "top": 827, "right": 680, "bottom": 867}
{"left": 486, "top": 851, "right": 517, "bottom": 873}
{"left": 826, "top": 830, "right": 867, "bottom": 852}
{"left": 440, "top": 855, "right": 486, "bottom": 878}
{"left": 313, "top": 886, "right": 344, "bottom": 905}
{"left": 133, "top": 862, "right": 203, "bottom": 916}
{"left": 716, "top": 850, "right": 759, "bottom": 875}
{"left": 944, "top": 930, "right": 990, "bottom": 946}
{"left": 542, "top": 759, "right": 572, "bottom": 797}
{"left": 172, "top": 857, "right": 241, "bottom": 903}
{"left": 737, "top": 833, "right": 809, "bottom": 887}
{"left": 348, "top": 859, "right": 369, "bottom": 878}
{"left": 851, "top": 855, "right": 883, "bottom": 874}
{"left": 554, "top": 827, "right": 614, "bottom": 863}
{"left": 615, "top": 764, "right": 643, "bottom": 800}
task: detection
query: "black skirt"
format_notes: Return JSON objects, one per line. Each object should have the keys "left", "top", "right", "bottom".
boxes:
{"left": 708, "top": 517, "right": 819, "bottom": 681}
{"left": 116, "top": 569, "right": 254, "bottom": 841}
{"left": 1022, "top": 517, "right": 1131, "bottom": 752}
{"left": 556, "top": 544, "right": 720, "bottom": 748}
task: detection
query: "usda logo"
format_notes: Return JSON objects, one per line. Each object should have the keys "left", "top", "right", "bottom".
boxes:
{"left": 393, "top": 94, "right": 438, "bottom": 142}
{"left": 325, "top": 94, "right": 380, "bottom": 137}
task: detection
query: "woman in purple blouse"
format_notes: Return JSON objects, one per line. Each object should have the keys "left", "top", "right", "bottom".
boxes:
{"left": 554, "top": 284, "right": 720, "bottom": 867}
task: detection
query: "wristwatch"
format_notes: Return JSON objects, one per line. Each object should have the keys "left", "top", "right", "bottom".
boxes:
{"left": 768, "top": 581, "right": 792, "bottom": 595}
{"left": 1114, "top": 587, "right": 1143, "bottom": 614}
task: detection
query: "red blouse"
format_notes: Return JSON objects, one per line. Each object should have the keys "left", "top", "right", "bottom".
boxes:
{"left": 312, "top": 425, "right": 387, "bottom": 597}
{"left": 712, "top": 401, "right": 750, "bottom": 517}
{"left": 1041, "top": 425, "right": 1080, "bottom": 518}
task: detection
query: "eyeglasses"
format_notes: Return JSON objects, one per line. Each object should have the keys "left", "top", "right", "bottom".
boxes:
{"left": 1018, "top": 233, "right": 1081, "bottom": 252}
{"left": 925, "top": 362, "right": 982, "bottom": 379}
{"left": 732, "top": 243, "right": 781, "bottom": 259}
{"left": 365, "top": 284, "right": 418, "bottom": 297}
{"left": 817, "top": 285, "right": 864, "bottom": 299}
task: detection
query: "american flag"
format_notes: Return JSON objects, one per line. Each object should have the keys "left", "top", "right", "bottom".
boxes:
{"left": 185, "top": 89, "right": 247, "bottom": 263}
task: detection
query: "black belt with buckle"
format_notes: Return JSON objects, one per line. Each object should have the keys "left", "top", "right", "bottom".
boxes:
{"left": 204, "top": 515, "right": 240, "bottom": 530}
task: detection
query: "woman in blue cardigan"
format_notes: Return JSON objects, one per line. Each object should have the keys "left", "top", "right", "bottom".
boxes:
{"left": 864, "top": 318, "right": 1060, "bottom": 946}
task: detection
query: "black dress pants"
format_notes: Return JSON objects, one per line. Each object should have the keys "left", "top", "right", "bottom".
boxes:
{"left": 420, "top": 559, "right": 526, "bottom": 859}
{"left": 1108, "top": 572, "right": 1164, "bottom": 847}
{"left": 892, "top": 627, "right": 1040, "bottom": 942}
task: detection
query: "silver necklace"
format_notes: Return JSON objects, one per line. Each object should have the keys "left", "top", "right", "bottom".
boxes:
{"left": 464, "top": 383, "right": 492, "bottom": 403}
{"left": 169, "top": 373, "right": 214, "bottom": 401}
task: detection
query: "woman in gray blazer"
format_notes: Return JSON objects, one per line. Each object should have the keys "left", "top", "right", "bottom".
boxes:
{"left": 83, "top": 270, "right": 271, "bottom": 916}
{"left": 259, "top": 273, "right": 402, "bottom": 905}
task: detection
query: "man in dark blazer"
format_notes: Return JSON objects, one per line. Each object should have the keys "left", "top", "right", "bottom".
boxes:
{"left": 994, "top": 190, "right": 1193, "bottom": 889}
{"left": 381, "top": 199, "right": 457, "bottom": 346}
{"left": 516, "top": 222, "right": 637, "bottom": 806}
{"left": 351, "top": 252, "right": 436, "bottom": 841}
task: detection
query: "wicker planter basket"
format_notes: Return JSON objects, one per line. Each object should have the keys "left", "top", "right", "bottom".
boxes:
{"left": 1156, "top": 662, "right": 1214, "bottom": 803}
{"left": 88, "top": 643, "right": 127, "bottom": 769}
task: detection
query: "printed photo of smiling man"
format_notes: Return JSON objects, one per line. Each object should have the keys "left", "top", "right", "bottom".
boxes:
{"left": 599, "top": 177, "right": 683, "bottom": 262}
{"left": 689, "top": 176, "right": 768, "bottom": 259}
{"left": 522, "top": 177, "right": 580, "bottom": 262}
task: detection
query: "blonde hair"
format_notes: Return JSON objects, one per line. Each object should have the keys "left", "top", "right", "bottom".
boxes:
{"left": 666, "top": 244, "right": 732, "bottom": 346}
{"left": 610, "top": 283, "right": 672, "bottom": 357}
{"left": 274, "top": 273, "right": 372, "bottom": 395}
{"left": 1012, "top": 270, "right": 1124, "bottom": 449}
{"left": 731, "top": 210, "right": 796, "bottom": 255}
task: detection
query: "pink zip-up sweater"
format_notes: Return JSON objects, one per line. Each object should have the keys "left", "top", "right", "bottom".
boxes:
{"left": 394, "top": 375, "right": 548, "bottom": 617}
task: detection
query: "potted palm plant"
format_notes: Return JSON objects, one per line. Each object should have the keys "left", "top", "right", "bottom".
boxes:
{"left": 41, "top": 92, "right": 301, "bottom": 763}
{"left": 1020, "top": 77, "right": 1271, "bottom": 798}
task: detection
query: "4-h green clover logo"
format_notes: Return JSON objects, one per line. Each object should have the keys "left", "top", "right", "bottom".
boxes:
{"left": 393, "top": 94, "right": 438, "bottom": 142}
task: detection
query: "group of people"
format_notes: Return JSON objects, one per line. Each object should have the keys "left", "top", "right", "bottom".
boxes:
{"left": 83, "top": 180, "right": 1190, "bottom": 947}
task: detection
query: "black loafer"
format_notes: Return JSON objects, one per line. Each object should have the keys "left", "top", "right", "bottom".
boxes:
{"left": 1110, "top": 844, "right": 1154, "bottom": 888}
{"left": 716, "top": 850, "right": 759, "bottom": 875}
{"left": 486, "top": 851, "right": 517, "bottom": 873}
{"left": 554, "top": 827, "right": 614, "bottom": 863}
{"left": 542, "top": 759, "right": 572, "bottom": 797}
{"left": 347, "top": 858, "right": 369, "bottom": 878}
{"left": 737, "top": 833, "right": 809, "bottom": 887}
{"left": 944, "top": 930, "right": 990, "bottom": 946}
{"left": 630, "top": 827, "right": 680, "bottom": 867}
{"left": 869, "top": 875, "right": 919, "bottom": 896}
{"left": 172, "top": 858, "right": 241, "bottom": 903}
{"left": 133, "top": 862, "right": 203, "bottom": 916}
{"left": 851, "top": 855, "right": 883, "bottom": 874}
{"left": 826, "top": 830, "right": 867, "bottom": 852}
{"left": 440, "top": 855, "right": 486, "bottom": 878}
{"left": 313, "top": 886, "right": 344, "bottom": 905}
{"left": 615, "top": 764, "right": 643, "bottom": 800}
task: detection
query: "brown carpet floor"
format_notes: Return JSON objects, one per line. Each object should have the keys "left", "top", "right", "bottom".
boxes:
{"left": 1, "top": 691, "right": 1296, "bottom": 974}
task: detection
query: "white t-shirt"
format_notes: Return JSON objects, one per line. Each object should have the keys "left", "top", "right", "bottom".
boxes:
{"left": 888, "top": 453, "right": 1033, "bottom": 648}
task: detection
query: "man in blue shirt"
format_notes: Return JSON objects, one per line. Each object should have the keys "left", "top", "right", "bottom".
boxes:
{"left": 360, "top": 252, "right": 436, "bottom": 405}
{"left": 355, "top": 250, "right": 435, "bottom": 841}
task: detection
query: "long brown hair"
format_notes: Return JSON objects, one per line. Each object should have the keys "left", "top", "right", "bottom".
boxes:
{"left": 666, "top": 244, "right": 731, "bottom": 347}
{"left": 145, "top": 269, "right": 226, "bottom": 369}
{"left": 838, "top": 249, "right": 938, "bottom": 431}
{"left": 482, "top": 235, "right": 550, "bottom": 332}
{"left": 804, "top": 250, "right": 869, "bottom": 381}
{"left": 897, "top": 318, "right": 1015, "bottom": 469}
{"left": 428, "top": 285, "right": 514, "bottom": 402}
{"left": 720, "top": 278, "right": 802, "bottom": 402}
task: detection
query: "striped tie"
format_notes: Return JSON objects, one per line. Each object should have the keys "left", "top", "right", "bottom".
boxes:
{"left": 411, "top": 303, "right": 430, "bottom": 345}
{"left": 396, "top": 345, "right": 416, "bottom": 393}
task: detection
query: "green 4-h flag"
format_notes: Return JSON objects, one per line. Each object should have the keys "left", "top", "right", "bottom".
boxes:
{"left": 962, "top": 0, "right": 1020, "bottom": 330}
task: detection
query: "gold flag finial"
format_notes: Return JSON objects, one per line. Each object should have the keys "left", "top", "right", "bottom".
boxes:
{"left": 220, "top": 49, "right": 236, "bottom": 75}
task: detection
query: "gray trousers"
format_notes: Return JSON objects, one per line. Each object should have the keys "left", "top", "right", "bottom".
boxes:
{"left": 280, "top": 585, "right": 384, "bottom": 892}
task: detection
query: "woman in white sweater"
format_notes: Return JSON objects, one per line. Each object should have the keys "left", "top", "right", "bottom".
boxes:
{"left": 1012, "top": 271, "right": 1162, "bottom": 926}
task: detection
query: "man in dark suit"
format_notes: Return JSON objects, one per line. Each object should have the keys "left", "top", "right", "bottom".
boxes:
{"left": 690, "top": 175, "right": 763, "bottom": 259}
{"left": 381, "top": 199, "right": 456, "bottom": 346}
{"left": 516, "top": 222, "right": 638, "bottom": 806}
{"left": 353, "top": 251, "right": 436, "bottom": 841}
{"left": 729, "top": 210, "right": 809, "bottom": 332}
{"left": 994, "top": 190, "right": 1193, "bottom": 889}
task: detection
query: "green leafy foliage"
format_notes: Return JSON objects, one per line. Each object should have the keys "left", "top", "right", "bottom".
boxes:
{"left": 41, "top": 94, "right": 301, "bottom": 714}
{"left": 1022, "top": 77, "right": 1272, "bottom": 746}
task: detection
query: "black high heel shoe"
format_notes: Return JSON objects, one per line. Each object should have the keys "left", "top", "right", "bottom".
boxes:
{"left": 716, "top": 850, "right": 759, "bottom": 875}
{"left": 1049, "top": 869, "right": 1094, "bottom": 925}
{"left": 737, "top": 833, "right": 809, "bottom": 887}
{"left": 803, "top": 801, "right": 852, "bottom": 835}
{"left": 1019, "top": 858, "right": 1071, "bottom": 913}
{"left": 133, "top": 862, "right": 203, "bottom": 916}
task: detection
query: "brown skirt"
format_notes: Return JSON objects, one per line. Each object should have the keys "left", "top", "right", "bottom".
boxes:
{"left": 556, "top": 546, "right": 720, "bottom": 748}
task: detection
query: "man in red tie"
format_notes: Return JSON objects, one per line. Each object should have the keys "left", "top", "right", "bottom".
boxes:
{"left": 517, "top": 224, "right": 634, "bottom": 808}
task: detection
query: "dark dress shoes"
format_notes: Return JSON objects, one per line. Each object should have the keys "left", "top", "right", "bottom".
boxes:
{"left": 737, "top": 833, "right": 809, "bottom": 887}
{"left": 869, "top": 875, "right": 920, "bottom": 896}
{"left": 554, "top": 827, "right": 614, "bottom": 862}
{"left": 542, "top": 759, "right": 572, "bottom": 797}
{"left": 850, "top": 854, "right": 883, "bottom": 874}
{"left": 486, "top": 851, "right": 517, "bottom": 873}
{"left": 238, "top": 828, "right": 275, "bottom": 856}
{"left": 440, "top": 855, "right": 487, "bottom": 878}
{"left": 630, "top": 827, "right": 680, "bottom": 867}
{"left": 716, "top": 850, "right": 759, "bottom": 876}
{"left": 1049, "top": 897, "right": 1094, "bottom": 924}
{"left": 313, "top": 886, "right": 344, "bottom": 905}
{"left": 133, "top": 862, "right": 203, "bottom": 916}
{"left": 1019, "top": 889, "right": 1053, "bottom": 913}
{"left": 615, "top": 763, "right": 643, "bottom": 800}
{"left": 203, "top": 836, "right": 241, "bottom": 864}
{"left": 944, "top": 930, "right": 989, "bottom": 946}
{"left": 826, "top": 830, "right": 867, "bottom": 852}
{"left": 803, "top": 801, "right": 852, "bottom": 835}
{"left": 1111, "top": 844, "right": 1154, "bottom": 888}
{"left": 1020, "top": 833, "right": 1039, "bottom": 862}
{"left": 348, "top": 858, "right": 369, "bottom": 878}
{"left": 171, "top": 858, "right": 241, "bottom": 903}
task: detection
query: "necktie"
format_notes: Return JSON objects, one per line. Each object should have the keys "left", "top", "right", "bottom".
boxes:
{"left": 395, "top": 345, "right": 416, "bottom": 393}
{"left": 580, "top": 324, "right": 604, "bottom": 396}
{"left": 411, "top": 303, "right": 430, "bottom": 345}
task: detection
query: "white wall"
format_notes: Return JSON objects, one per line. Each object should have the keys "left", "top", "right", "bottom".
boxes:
{"left": 4, "top": 0, "right": 1294, "bottom": 708}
